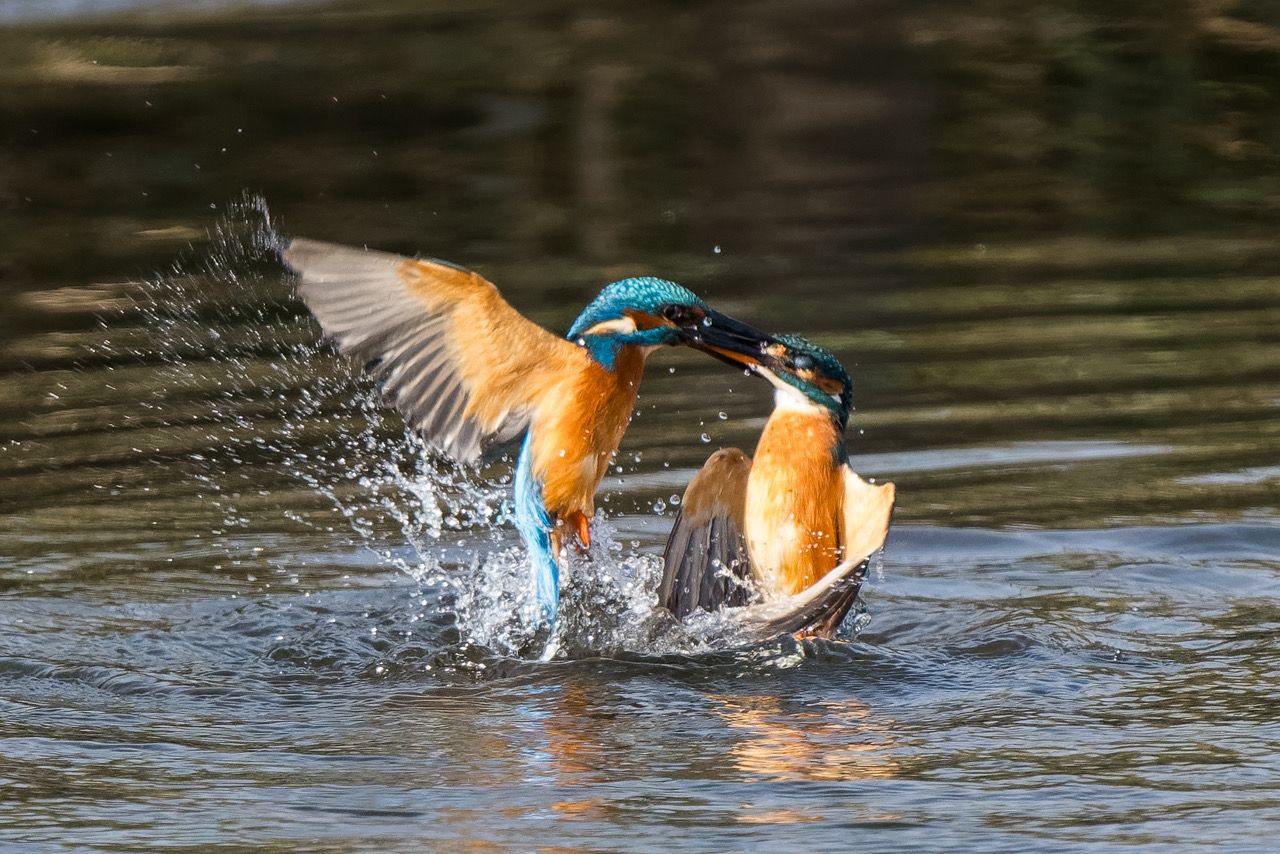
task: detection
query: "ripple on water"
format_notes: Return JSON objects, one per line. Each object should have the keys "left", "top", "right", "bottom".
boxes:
{"left": 1, "top": 101, "right": 1279, "bottom": 849}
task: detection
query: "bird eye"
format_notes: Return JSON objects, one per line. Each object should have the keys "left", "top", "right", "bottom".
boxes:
{"left": 661, "top": 304, "right": 700, "bottom": 326}
{"left": 791, "top": 354, "right": 815, "bottom": 371}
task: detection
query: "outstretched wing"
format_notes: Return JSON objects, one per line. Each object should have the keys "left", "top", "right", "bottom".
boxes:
{"left": 659, "top": 448, "right": 755, "bottom": 619}
{"left": 739, "top": 467, "right": 895, "bottom": 637}
{"left": 284, "top": 238, "right": 581, "bottom": 463}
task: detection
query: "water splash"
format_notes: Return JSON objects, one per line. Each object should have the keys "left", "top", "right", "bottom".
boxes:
{"left": 95, "top": 195, "right": 869, "bottom": 665}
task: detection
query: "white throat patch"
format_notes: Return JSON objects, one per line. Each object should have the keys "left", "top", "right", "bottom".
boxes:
{"left": 755, "top": 366, "right": 830, "bottom": 414}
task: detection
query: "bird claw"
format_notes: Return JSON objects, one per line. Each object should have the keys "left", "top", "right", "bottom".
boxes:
{"left": 555, "top": 511, "right": 592, "bottom": 555}
{"left": 573, "top": 512, "right": 591, "bottom": 553}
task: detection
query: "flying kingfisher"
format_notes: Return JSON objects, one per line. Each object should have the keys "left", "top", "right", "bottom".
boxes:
{"left": 659, "top": 334, "right": 896, "bottom": 638}
{"left": 282, "top": 239, "right": 776, "bottom": 626}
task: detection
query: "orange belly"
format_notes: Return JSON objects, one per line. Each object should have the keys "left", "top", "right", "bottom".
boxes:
{"left": 529, "top": 344, "right": 644, "bottom": 529}
{"left": 744, "top": 408, "right": 844, "bottom": 595}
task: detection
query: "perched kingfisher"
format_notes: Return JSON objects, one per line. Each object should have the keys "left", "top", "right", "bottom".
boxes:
{"left": 659, "top": 334, "right": 896, "bottom": 638}
{"left": 282, "top": 239, "right": 775, "bottom": 626}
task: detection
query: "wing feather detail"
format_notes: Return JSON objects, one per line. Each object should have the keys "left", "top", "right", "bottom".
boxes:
{"left": 284, "top": 238, "right": 582, "bottom": 463}
{"left": 659, "top": 448, "right": 755, "bottom": 619}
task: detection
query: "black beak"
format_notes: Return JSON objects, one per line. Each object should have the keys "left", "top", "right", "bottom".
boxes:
{"left": 677, "top": 308, "right": 778, "bottom": 370}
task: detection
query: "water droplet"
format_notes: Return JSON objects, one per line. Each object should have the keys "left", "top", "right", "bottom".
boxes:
{"left": 713, "top": 244, "right": 722, "bottom": 254}
{"left": 669, "top": 494, "right": 681, "bottom": 506}
{"left": 652, "top": 499, "right": 667, "bottom": 514}
{"left": 700, "top": 433, "right": 711, "bottom": 443}
{"left": 718, "top": 411, "right": 727, "bottom": 420}
{"left": 668, "top": 366, "right": 676, "bottom": 374}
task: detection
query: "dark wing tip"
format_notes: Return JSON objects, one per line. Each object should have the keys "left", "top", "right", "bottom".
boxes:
{"left": 659, "top": 448, "right": 754, "bottom": 619}
{"left": 744, "top": 559, "right": 869, "bottom": 637}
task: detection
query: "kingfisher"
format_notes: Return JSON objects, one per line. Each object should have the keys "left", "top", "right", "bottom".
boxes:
{"left": 659, "top": 334, "right": 895, "bottom": 638}
{"left": 282, "top": 239, "right": 776, "bottom": 627}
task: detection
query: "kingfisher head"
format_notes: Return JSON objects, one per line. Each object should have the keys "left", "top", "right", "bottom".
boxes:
{"left": 568, "top": 276, "right": 776, "bottom": 370}
{"left": 754, "top": 334, "right": 854, "bottom": 427}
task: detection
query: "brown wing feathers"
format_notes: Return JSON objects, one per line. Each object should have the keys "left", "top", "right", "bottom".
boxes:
{"left": 283, "top": 238, "right": 574, "bottom": 464}
{"left": 659, "top": 448, "right": 755, "bottom": 618}
{"left": 662, "top": 451, "right": 897, "bottom": 638}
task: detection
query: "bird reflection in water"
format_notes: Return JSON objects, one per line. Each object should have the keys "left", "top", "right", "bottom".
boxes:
{"left": 529, "top": 679, "right": 907, "bottom": 827}
{"left": 710, "top": 693, "right": 902, "bottom": 783}
{"left": 539, "top": 680, "right": 618, "bottom": 823}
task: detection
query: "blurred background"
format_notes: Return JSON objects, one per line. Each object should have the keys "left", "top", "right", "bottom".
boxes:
{"left": 4, "top": 0, "right": 1279, "bottom": 525}
{"left": 1, "top": 1, "right": 1278, "bottom": 851}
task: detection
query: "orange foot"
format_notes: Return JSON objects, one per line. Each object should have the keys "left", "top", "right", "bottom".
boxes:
{"left": 557, "top": 511, "right": 592, "bottom": 554}
{"left": 572, "top": 511, "right": 591, "bottom": 553}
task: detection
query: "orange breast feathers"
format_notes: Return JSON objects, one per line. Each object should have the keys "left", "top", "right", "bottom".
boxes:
{"left": 400, "top": 258, "right": 645, "bottom": 538}
{"left": 744, "top": 408, "right": 846, "bottom": 595}
{"left": 527, "top": 343, "right": 645, "bottom": 532}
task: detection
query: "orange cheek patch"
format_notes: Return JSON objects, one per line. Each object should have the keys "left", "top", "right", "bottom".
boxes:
{"left": 814, "top": 376, "right": 844, "bottom": 396}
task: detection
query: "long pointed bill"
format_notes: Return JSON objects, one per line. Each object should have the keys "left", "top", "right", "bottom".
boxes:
{"left": 678, "top": 308, "right": 778, "bottom": 370}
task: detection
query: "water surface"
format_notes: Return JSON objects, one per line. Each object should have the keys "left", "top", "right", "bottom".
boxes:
{"left": 2, "top": 1, "right": 1279, "bottom": 850}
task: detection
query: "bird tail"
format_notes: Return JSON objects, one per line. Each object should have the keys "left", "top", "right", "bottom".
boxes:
{"left": 512, "top": 434, "right": 559, "bottom": 625}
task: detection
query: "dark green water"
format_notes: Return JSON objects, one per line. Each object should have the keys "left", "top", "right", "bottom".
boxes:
{"left": 2, "top": 1, "right": 1279, "bottom": 850}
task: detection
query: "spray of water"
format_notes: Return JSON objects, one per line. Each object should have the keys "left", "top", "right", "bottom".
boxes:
{"left": 85, "top": 195, "right": 798, "bottom": 663}
{"left": 90, "top": 195, "right": 871, "bottom": 668}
